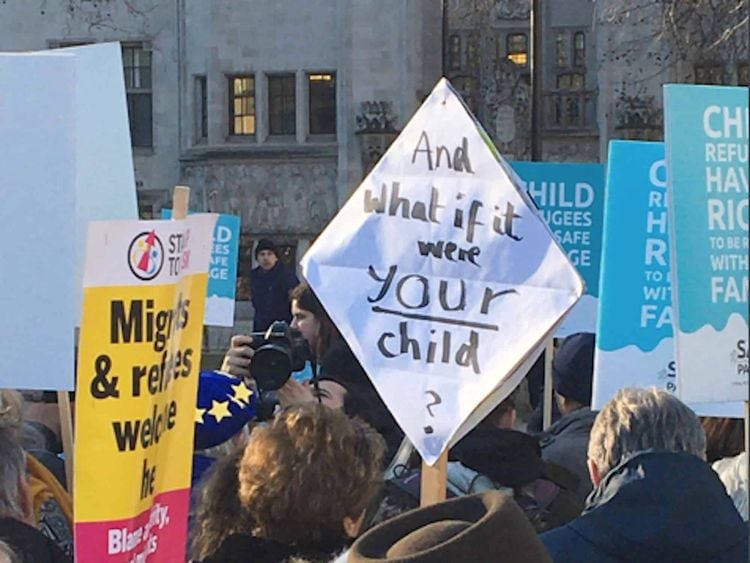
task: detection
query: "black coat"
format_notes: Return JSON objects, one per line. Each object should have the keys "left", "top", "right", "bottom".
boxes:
{"left": 0, "top": 517, "right": 71, "bottom": 563}
{"left": 541, "top": 450, "right": 748, "bottom": 562}
{"left": 250, "top": 263, "right": 299, "bottom": 331}
{"left": 200, "top": 533, "right": 346, "bottom": 563}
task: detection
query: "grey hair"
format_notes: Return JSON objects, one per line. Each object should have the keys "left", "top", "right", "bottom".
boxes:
{"left": 0, "top": 389, "right": 28, "bottom": 521}
{"left": 588, "top": 387, "right": 706, "bottom": 476}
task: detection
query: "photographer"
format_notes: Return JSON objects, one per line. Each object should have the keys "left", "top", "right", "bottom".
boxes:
{"left": 221, "top": 282, "right": 403, "bottom": 462}
{"left": 221, "top": 282, "right": 344, "bottom": 404}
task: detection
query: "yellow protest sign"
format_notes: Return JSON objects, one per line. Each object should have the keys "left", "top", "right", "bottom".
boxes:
{"left": 74, "top": 214, "right": 216, "bottom": 562}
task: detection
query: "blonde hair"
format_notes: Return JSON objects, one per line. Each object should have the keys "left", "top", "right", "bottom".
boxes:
{"left": 238, "top": 404, "right": 385, "bottom": 545}
{"left": 588, "top": 388, "right": 706, "bottom": 476}
{"left": 0, "top": 390, "right": 27, "bottom": 520}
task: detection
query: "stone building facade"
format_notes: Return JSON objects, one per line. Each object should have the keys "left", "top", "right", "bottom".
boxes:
{"left": 2, "top": 0, "right": 745, "bottom": 348}
{"left": 0, "top": 0, "right": 442, "bottom": 280}
{"left": 446, "top": 0, "right": 748, "bottom": 163}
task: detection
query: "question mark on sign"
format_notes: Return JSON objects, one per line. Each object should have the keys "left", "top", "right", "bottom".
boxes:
{"left": 423, "top": 390, "right": 442, "bottom": 434}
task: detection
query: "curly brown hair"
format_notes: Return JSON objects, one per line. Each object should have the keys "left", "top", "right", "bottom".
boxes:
{"left": 238, "top": 404, "right": 385, "bottom": 545}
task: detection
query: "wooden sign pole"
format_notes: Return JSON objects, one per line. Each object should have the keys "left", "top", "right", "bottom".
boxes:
{"left": 57, "top": 391, "right": 75, "bottom": 492}
{"left": 542, "top": 338, "right": 555, "bottom": 430}
{"left": 420, "top": 450, "right": 449, "bottom": 507}
{"left": 172, "top": 185, "right": 190, "bottom": 219}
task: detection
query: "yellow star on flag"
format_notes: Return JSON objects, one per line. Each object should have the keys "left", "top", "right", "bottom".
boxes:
{"left": 208, "top": 400, "right": 231, "bottom": 423}
{"left": 230, "top": 381, "right": 253, "bottom": 406}
{"left": 195, "top": 407, "right": 206, "bottom": 424}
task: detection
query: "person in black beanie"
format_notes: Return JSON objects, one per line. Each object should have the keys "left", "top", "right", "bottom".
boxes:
{"left": 249, "top": 238, "right": 299, "bottom": 331}
{"left": 538, "top": 332, "right": 597, "bottom": 502}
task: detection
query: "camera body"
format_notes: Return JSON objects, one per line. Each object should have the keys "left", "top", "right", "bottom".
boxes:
{"left": 250, "top": 320, "right": 310, "bottom": 392}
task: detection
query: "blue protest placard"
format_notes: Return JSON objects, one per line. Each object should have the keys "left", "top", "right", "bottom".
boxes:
{"left": 162, "top": 210, "right": 241, "bottom": 326}
{"left": 593, "top": 141, "right": 743, "bottom": 416}
{"left": 593, "top": 142, "right": 675, "bottom": 408}
{"left": 510, "top": 161, "right": 605, "bottom": 336}
{"left": 664, "top": 84, "right": 749, "bottom": 404}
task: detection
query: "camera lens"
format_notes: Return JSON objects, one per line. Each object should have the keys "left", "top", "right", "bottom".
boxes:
{"left": 252, "top": 343, "right": 293, "bottom": 391}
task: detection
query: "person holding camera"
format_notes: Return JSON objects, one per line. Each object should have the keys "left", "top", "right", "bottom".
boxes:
{"left": 221, "top": 282, "right": 403, "bottom": 462}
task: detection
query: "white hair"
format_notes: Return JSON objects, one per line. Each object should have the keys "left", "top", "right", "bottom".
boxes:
{"left": 588, "top": 387, "right": 706, "bottom": 476}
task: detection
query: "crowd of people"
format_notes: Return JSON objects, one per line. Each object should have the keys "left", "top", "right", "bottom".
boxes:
{"left": 0, "top": 239, "right": 747, "bottom": 562}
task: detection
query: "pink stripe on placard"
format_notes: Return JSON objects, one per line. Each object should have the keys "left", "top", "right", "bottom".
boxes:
{"left": 75, "top": 489, "right": 189, "bottom": 562}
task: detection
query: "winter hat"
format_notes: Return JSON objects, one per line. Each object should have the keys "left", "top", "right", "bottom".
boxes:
{"left": 254, "top": 238, "right": 277, "bottom": 258}
{"left": 194, "top": 371, "right": 256, "bottom": 450}
{"left": 452, "top": 428, "right": 545, "bottom": 488}
{"left": 552, "top": 332, "right": 595, "bottom": 406}
{"left": 348, "top": 491, "right": 552, "bottom": 563}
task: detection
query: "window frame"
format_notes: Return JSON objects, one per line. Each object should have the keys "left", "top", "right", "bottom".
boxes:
{"left": 573, "top": 31, "right": 586, "bottom": 68}
{"left": 194, "top": 75, "right": 208, "bottom": 142}
{"left": 307, "top": 71, "right": 337, "bottom": 137}
{"left": 267, "top": 73, "right": 297, "bottom": 137}
{"left": 449, "top": 34, "right": 462, "bottom": 70}
{"left": 694, "top": 63, "right": 726, "bottom": 85}
{"left": 506, "top": 32, "right": 529, "bottom": 67}
{"left": 121, "top": 42, "right": 153, "bottom": 148}
{"left": 227, "top": 74, "right": 257, "bottom": 137}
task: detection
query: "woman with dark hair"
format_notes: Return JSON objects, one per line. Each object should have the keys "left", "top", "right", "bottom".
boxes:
{"left": 222, "top": 282, "right": 404, "bottom": 462}
{"left": 197, "top": 404, "right": 385, "bottom": 563}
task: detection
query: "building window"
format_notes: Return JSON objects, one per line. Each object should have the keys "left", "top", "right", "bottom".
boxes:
{"left": 506, "top": 33, "right": 528, "bottom": 67}
{"left": 694, "top": 64, "right": 725, "bottom": 85}
{"left": 122, "top": 44, "right": 152, "bottom": 147}
{"left": 738, "top": 63, "right": 749, "bottom": 85}
{"left": 268, "top": 74, "right": 296, "bottom": 135}
{"left": 556, "top": 33, "right": 569, "bottom": 67}
{"left": 228, "top": 75, "right": 256, "bottom": 135}
{"left": 449, "top": 35, "right": 461, "bottom": 70}
{"left": 308, "top": 72, "right": 336, "bottom": 135}
{"left": 467, "top": 33, "right": 479, "bottom": 68}
{"left": 195, "top": 76, "right": 207, "bottom": 141}
{"left": 557, "top": 72, "right": 585, "bottom": 90}
{"left": 573, "top": 32, "right": 585, "bottom": 67}
{"left": 452, "top": 76, "right": 479, "bottom": 115}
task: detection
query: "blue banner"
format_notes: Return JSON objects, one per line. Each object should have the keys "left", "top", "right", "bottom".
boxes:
{"left": 664, "top": 84, "right": 748, "bottom": 404}
{"left": 510, "top": 161, "right": 605, "bottom": 335}
{"left": 592, "top": 141, "right": 676, "bottom": 408}
{"left": 162, "top": 210, "right": 240, "bottom": 326}
{"left": 592, "top": 140, "right": 742, "bottom": 416}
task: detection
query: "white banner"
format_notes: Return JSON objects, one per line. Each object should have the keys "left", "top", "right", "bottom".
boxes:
{"left": 302, "top": 78, "right": 583, "bottom": 464}
{"left": 0, "top": 53, "right": 76, "bottom": 390}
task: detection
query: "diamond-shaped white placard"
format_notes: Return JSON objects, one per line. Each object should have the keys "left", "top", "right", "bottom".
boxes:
{"left": 302, "top": 78, "right": 583, "bottom": 464}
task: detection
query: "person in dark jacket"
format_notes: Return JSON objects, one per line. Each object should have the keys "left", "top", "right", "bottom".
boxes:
{"left": 538, "top": 332, "right": 597, "bottom": 501}
{"left": 249, "top": 238, "right": 299, "bottom": 331}
{"left": 541, "top": 387, "right": 748, "bottom": 562}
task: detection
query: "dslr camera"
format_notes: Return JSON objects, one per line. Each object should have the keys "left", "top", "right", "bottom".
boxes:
{"left": 249, "top": 320, "right": 310, "bottom": 392}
